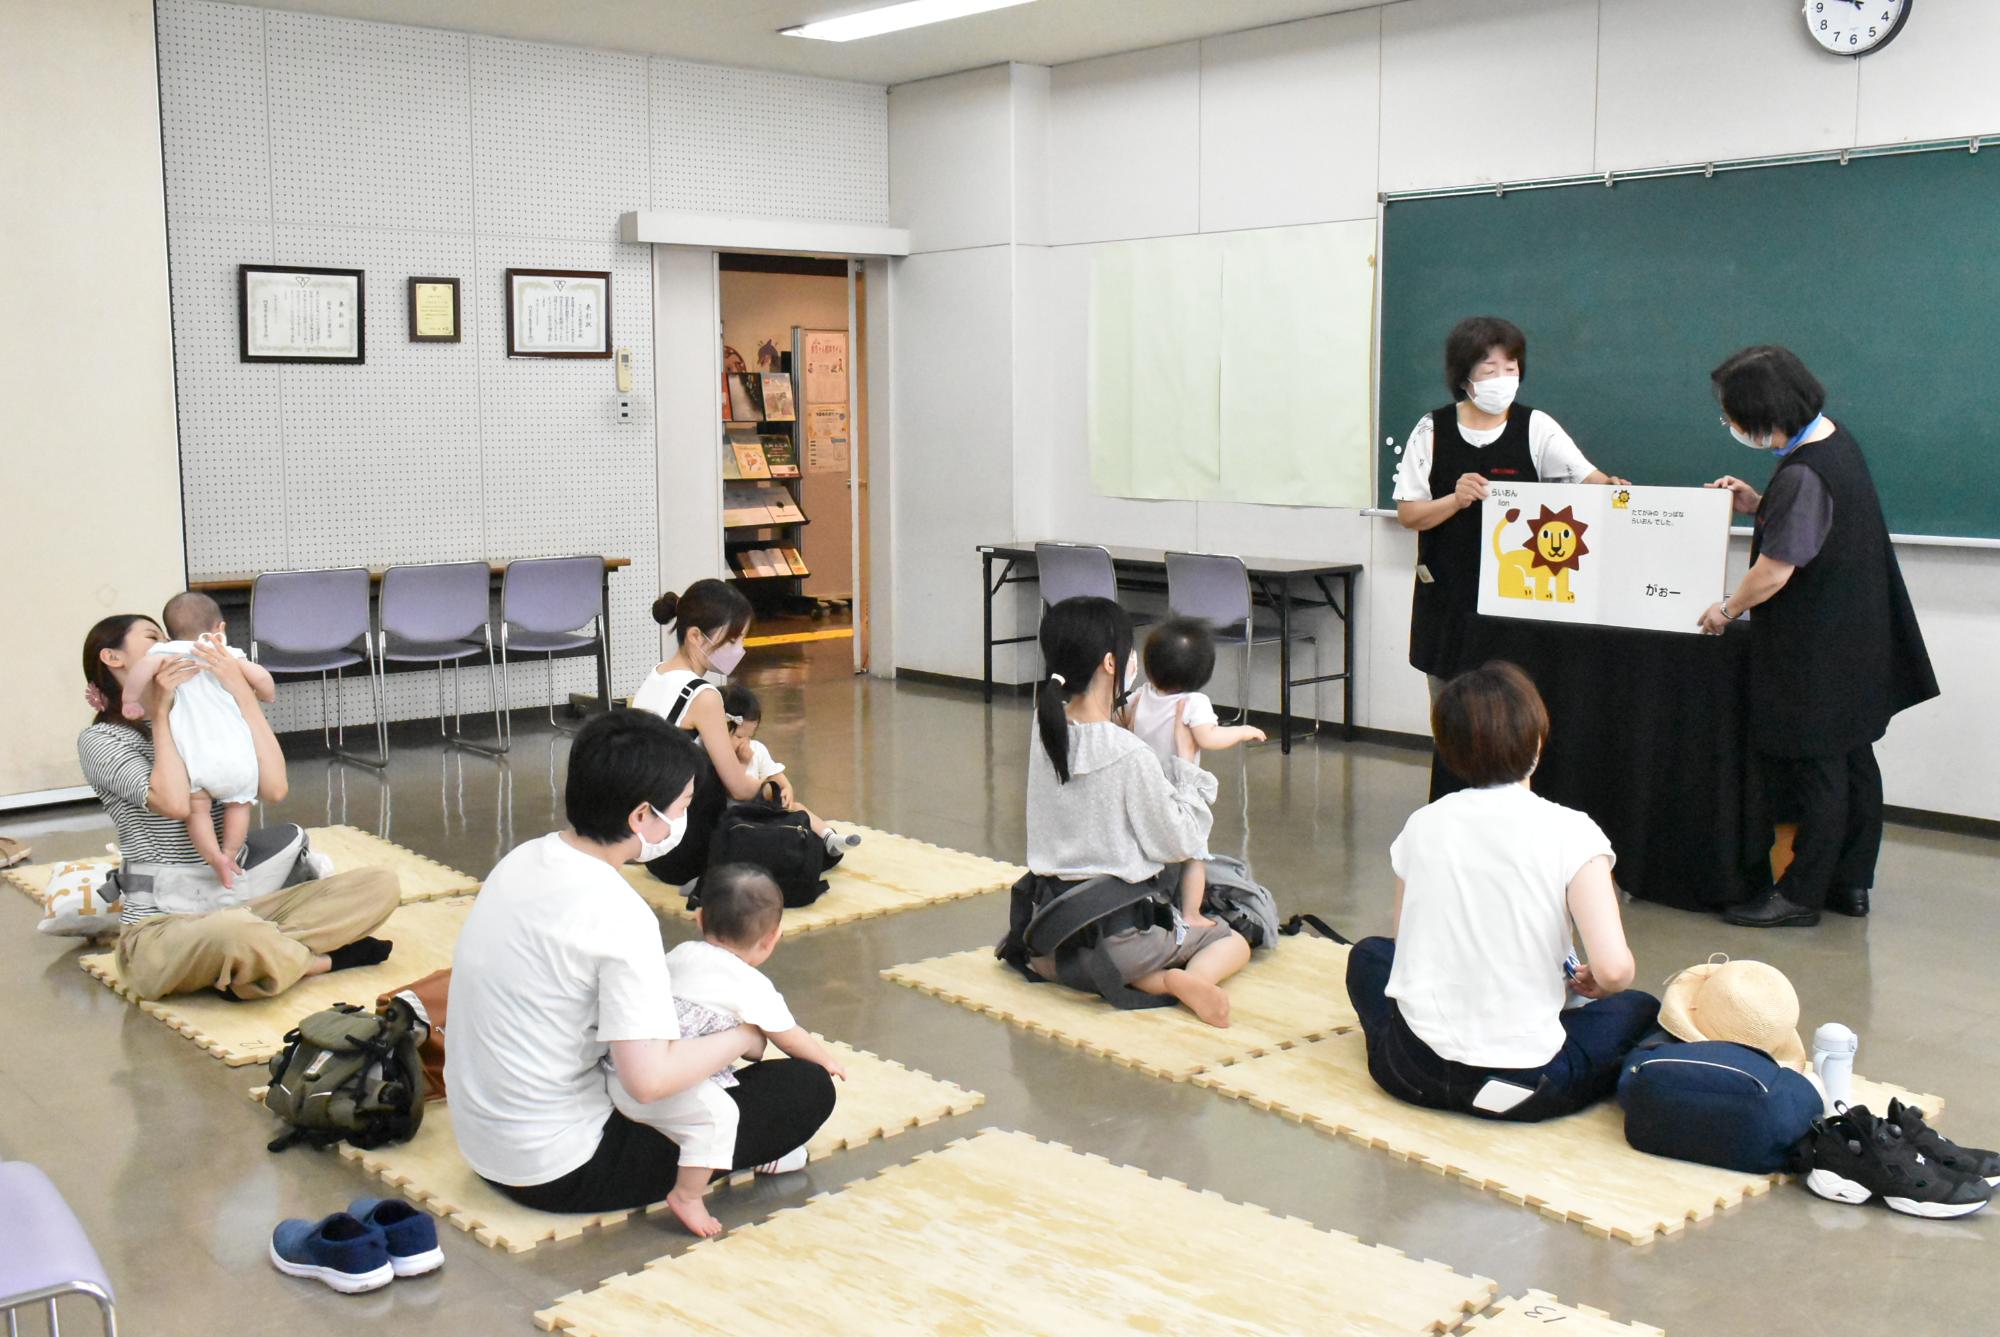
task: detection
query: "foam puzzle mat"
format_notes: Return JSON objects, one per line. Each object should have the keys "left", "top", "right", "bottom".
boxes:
{"left": 4, "top": 825, "right": 478, "bottom": 906}
{"left": 80, "top": 897, "right": 471, "bottom": 1066}
{"left": 1193, "top": 1030, "right": 1944, "bottom": 1244}
{"left": 883, "top": 936, "right": 1356, "bottom": 1080}
{"left": 1461, "top": 1292, "right": 1665, "bottom": 1337}
{"left": 284, "top": 1039, "right": 983, "bottom": 1253}
{"left": 534, "top": 1128, "right": 1496, "bottom": 1336}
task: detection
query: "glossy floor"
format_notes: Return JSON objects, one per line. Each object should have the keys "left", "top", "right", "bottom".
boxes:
{"left": 4, "top": 645, "right": 1995, "bottom": 1335}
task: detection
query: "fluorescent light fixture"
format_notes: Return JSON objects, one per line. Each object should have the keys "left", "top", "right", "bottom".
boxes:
{"left": 781, "top": 0, "right": 1037, "bottom": 43}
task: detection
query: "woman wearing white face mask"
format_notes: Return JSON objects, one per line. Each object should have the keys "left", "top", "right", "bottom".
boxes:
{"left": 1698, "top": 346, "right": 1936, "bottom": 929}
{"left": 1394, "top": 316, "right": 1624, "bottom": 701}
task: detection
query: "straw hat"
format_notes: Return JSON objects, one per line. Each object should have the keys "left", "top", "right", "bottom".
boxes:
{"left": 1658, "top": 956, "right": 1807, "bottom": 1070}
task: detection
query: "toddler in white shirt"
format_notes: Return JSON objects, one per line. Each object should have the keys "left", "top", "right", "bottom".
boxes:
{"left": 720, "top": 683, "right": 861, "bottom": 859}
{"left": 610, "top": 864, "right": 847, "bottom": 1236}
{"left": 1125, "top": 618, "right": 1265, "bottom": 926}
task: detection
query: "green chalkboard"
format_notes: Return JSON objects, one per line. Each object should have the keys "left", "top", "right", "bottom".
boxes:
{"left": 1378, "top": 148, "right": 2000, "bottom": 539}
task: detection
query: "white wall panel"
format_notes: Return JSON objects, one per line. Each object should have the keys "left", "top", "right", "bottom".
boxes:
{"left": 651, "top": 58, "right": 888, "bottom": 224}
{"left": 156, "top": 0, "right": 269, "bottom": 222}
{"left": 265, "top": 11, "right": 473, "bottom": 232}
{"left": 1011, "top": 64, "right": 1052, "bottom": 246}
{"left": 891, "top": 246, "right": 1016, "bottom": 678}
{"left": 1596, "top": 0, "right": 1857, "bottom": 170}
{"left": 1857, "top": 4, "right": 2000, "bottom": 145}
{"left": 1379, "top": 0, "right": 1597, "bottom": 193}
{"left": 1047, "top": 43, "right": 1201, "bottom": 244}
{"left": 472, "top": 37, "right": 648, "bottom": 242}
{"left": 1199, "top": 11, "right": 1381, "bottom": 232}
{"left": 888, "top": 65, "right": 1014, "bottom": 253}
{"left": 1872, "top": 545, "right": 2000, "bottom": 821}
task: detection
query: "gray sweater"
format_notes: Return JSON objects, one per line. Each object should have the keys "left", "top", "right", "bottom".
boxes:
{"left": 1026, "top": 721, "right": 1217, "bottom": 883}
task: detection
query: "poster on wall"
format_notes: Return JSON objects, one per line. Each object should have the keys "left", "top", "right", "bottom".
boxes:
{"left": 802, "top": 330, "right": 848, "bottom": 405}
{"left": 238, "top": 265, "right": 364, "bottom": 363}
{"left": 1476, "top": 483, "right": 1731, "bottom": 635}
{"left": 505, "top": 268, "right": 611, "bottom": 358}
{"left": 805, "top": 405, "right": 849, "bottom": 473}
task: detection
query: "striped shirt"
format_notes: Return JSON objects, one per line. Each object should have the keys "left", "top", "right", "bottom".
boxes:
{"left": 76, "top": 723, "right": 219, "bottom": 924}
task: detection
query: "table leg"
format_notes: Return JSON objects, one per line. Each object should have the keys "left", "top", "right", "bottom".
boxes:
{"left": 982, "top": 551, "right": 995, "bottom": 704}
{"left": 1279, "top": 580, "right": 1294, "bottom": 756}
{"left": 598, "top": 567, "right": 615, "bottom": 710}
{"left": 1343, "top": 572, "right": 1356, "bottom": 741}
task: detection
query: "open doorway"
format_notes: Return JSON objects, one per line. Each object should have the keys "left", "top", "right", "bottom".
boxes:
{"left": 717, "top": 253, "right": 868, "bottom": 672}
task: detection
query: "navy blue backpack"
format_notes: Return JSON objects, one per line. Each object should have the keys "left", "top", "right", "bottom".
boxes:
{"left": 1617, "top": 1039, "right": 1822, "bottom": 1174}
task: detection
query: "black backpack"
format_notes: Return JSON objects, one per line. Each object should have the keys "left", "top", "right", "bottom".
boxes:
{"left": 700, "top": 782, "right": 829, "bottom": 908}
{"left": 264, "top": 998, "right": 428, "bottom": 1153}
{"left": 995, "top": 872, "right": 1178, "bottom": 1011}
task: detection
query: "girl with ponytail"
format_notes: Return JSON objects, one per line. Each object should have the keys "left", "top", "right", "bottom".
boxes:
{"left": 1010, "top": 597, "right": 1251, "bottom": 1027}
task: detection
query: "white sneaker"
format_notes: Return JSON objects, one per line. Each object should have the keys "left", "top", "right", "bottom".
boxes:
{"left": 754, "top": 1147, "right": 809, "bottom": 1175}
{"left": 302, "top": 850, "right": 336, "bottom": 881}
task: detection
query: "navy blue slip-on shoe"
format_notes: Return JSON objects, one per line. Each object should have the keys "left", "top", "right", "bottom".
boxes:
{"left": 269, "top": 1212, "right": 393, "bottom": 1293}
{"left": 349, "top": 1197, "right": 443, "bottom": 1277}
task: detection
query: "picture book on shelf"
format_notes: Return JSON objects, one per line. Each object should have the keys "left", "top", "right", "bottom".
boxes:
{"left": 726, "top": 372, "right": 764, "bottom": 422}
{"left": 759, "top": 373, "right": 797, "bottom": 421}
{"left": 781, "top": 547, "right": 809, "bottom": 576}
{"left": 731, "top": 438, "right": 772, "bottom": 479}
{"left": 760, "top": 433, "right": 800, "bottom": 477}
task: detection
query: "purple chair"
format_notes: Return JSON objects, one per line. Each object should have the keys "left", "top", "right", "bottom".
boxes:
{"left": 499, "top": 556, "right": 606, "bottom": 739}
{"left": 249, "top": 567, "right": 387, "bottom": 768}
{"left": 1034, "top": 541, "right": 1156, "bottom": 629}
{"left": 1166, "top": 550, "right": 1319, "bottom": 732}
{"left": 379, "top": 562, "right": 507, "bottom": 756}
{"left": 0, "top": 1161, "right": 118, "bottom": 1335}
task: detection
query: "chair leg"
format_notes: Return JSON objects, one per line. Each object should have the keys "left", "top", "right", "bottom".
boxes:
{"left": 545, "top": 652, "right": 584, "bottom": 736}
{"left": 435, "top": 661, "right": 448, "bottom": 736}
{"left": 327, "top": 647, "right": 388, "bottom": 771}
{"left": 499, "top": 636, "right": 511, "bottom": 744}
{"left": 444, "top": 640, "right": 509, "bottom": 756}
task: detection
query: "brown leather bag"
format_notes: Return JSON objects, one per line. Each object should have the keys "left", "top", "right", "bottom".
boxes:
{"left": 376, "top": 969, "right": 450, "bottom": 1102}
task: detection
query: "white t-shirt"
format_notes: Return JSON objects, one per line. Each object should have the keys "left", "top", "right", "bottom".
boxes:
{"left": 1386, "top": 784, "right": 1614, "bottom": 1070}
{"left": 631, "top": 666, "right": 718, "bottom": 725}
{"left": 665, "top": 939, "right": 796, "bottom": 1037}
{"left": 447, "top": 833, "right": 680, "bottom": 1186}
{"left": 1127, "top": 684, "right": 1220, "bottom": 766}
{"left": 742, "top": 738, "right": 784, "bottom": 782}
{"left": 1391, "top": 409, "right": 1598, "bottom": 503}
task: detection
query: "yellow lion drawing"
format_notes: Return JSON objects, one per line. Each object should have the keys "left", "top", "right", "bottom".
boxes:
{"left": 1493, "top": 504, "right": 1590, "bottom": 603}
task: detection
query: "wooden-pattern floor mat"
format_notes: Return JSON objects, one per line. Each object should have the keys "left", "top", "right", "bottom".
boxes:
{"left": 535, "top": 1128, "right": 1495, "bottom": 1336}
{"left": 80, "top": 898, "right": 470, "bottom": 1066}
{"left": 4, "top": 825, "right": 477, "bottom": 906}
{"left": 883, "top": 937, "right": 1356, "bottom": 1081}
{"left": 310, "top": 1039, "right": 983, "bottom": 1253}
{"left": 621, "top": 823, "right": 1023, "bottom": 936}
{"left": 1461, "top": 1292, "right": 1664, "bottom": 1337}
{"left": 1194, "top": 1030, "right": 1944, "bottom": 1244}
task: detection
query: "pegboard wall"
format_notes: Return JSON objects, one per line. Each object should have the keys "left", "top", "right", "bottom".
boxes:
{"left": 155, "top": 0, "right": 888, "bottom": 730}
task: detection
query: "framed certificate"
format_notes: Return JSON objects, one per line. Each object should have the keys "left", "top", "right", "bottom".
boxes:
{"left": 505, "top": 268, "right": 611, "bottom": 358}
{"left": 408, "top": 276, "right": 460, "bottom": 342}
{"left": 239, "top": 265, "right": 364, "bottom": 363}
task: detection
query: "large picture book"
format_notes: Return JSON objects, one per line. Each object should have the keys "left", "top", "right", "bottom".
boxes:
{"left": 760, "top": 373, "right": 797, "bottom": 421}
{"left": 730, "top": 436, "right": 772, "bottom": 480}
{"left": 760, "top": 433, "right": 800, "bottom": 478}
{"left": 726, "top": 372, "right": 764, "bottom": 422}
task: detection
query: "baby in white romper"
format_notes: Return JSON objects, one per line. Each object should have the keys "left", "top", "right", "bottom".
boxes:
{"left": 119, "top": 592, "right": 276, "bottom": 887}
{"left": 1125, "top": 617, "right": 1266, "bottom": 926}
{"left": 608, "top": 864, "right": 847, "bottom": 1237}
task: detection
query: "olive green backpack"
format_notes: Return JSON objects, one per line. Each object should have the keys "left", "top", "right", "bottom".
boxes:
{"left": 264, "top": 998, "right": 427, "bottom": 1153}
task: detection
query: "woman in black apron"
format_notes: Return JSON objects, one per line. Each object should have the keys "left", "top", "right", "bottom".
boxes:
{"left": 1394, "top": 317, "right": 1623, "bottom": 700}
{"left": 1698, "top": 346, "right": 1937, "bottom": 927}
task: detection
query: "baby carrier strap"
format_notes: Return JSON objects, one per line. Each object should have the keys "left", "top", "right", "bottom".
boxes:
{"left": 1000, "top": 873, "right": 1178, "bottom": 1012}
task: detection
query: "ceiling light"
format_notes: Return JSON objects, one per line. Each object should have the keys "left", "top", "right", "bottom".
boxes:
{"left": 780, "top": 0, "right": 1038, "bottom": 43}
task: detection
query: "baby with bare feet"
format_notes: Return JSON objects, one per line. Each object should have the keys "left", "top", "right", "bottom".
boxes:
{"left": 610, "top": 864, "right": 847, "bottom": 1237}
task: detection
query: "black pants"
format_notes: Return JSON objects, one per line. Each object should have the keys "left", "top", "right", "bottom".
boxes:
{"left": 492, "top": 1060, "right": 836, "bottom": 1214}
{"left": 1764, "top": 742, "right": 1883, "bottom": 912}
{"left": 1344, "top": 937, "right": 1659, "bottom": 1122}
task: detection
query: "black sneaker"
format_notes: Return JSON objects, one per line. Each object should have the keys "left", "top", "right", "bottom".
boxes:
{"left": 1803, "top": 1105, "right": 1991, "bottom": 1219}
{"left": 1887, "top": 1099, "right": 2000, "bottom": 1187}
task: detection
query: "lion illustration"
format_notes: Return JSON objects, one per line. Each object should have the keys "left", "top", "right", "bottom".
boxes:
{"left": 1493, "top": 504, "right": 1590, "bottom": 603}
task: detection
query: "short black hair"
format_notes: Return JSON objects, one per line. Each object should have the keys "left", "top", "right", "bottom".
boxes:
{"left": 1143, "top": 617, "right": 1216, "bottom": 695}
{"left": 1711, "top": 345, "right": 1825, "bottom": 439}
{"left": 163, "top": 591, "right": 223, "bottom": 641}
{"left": 1432, "top": 661, "right": 1548, "bottom": 788}
{"left": 700, "top": 863, "right": 783, "bottom": 946}
{"left": 1444, "top": 315, "right": 1527, "bottom": 401}
{"left": 565, "top": 710, "right": 701, "bottom": 844}
{"left": 720, "top": 683, "right": 761, "bottom": 724}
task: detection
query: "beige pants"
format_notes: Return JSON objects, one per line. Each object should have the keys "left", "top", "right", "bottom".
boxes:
{"left": 115, "top": 868, "right": 400, "bottom": 1001}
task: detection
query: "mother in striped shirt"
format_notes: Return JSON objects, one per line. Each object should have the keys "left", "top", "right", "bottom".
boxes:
{"left": 77, "top": 613, "right": 400, "bottom": 1000}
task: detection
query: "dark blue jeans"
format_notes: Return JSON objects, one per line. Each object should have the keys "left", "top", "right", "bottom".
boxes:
{"left": 1344, "top": 936, "right": 1660, "bottom": 1122}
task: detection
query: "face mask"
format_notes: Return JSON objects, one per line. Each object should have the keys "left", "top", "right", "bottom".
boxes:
{"left": 1467, "top": 374, "right": 1519, "bottom": 415}
{"left": 635, "top": 806, "right": 688, "bottom": 862}
{"left": 705, "top": 636, "right": 746, "bottom": 676}
{"left": 1728, "top": 421, "right": 1776, "bottom": 451}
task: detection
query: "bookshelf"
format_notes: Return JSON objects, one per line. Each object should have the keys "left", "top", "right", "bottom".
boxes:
{"left": 721, "top": 366, "right": 811, "bottom": 590}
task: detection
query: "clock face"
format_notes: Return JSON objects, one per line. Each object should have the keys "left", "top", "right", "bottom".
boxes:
{"left": 1805, "top": 0, "right": 1911, "bottom": 56}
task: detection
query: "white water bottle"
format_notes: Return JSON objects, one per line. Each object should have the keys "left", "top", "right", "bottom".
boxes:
{"left": 1812, "top": 1023, "right": 1858, "bottom": 1114}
